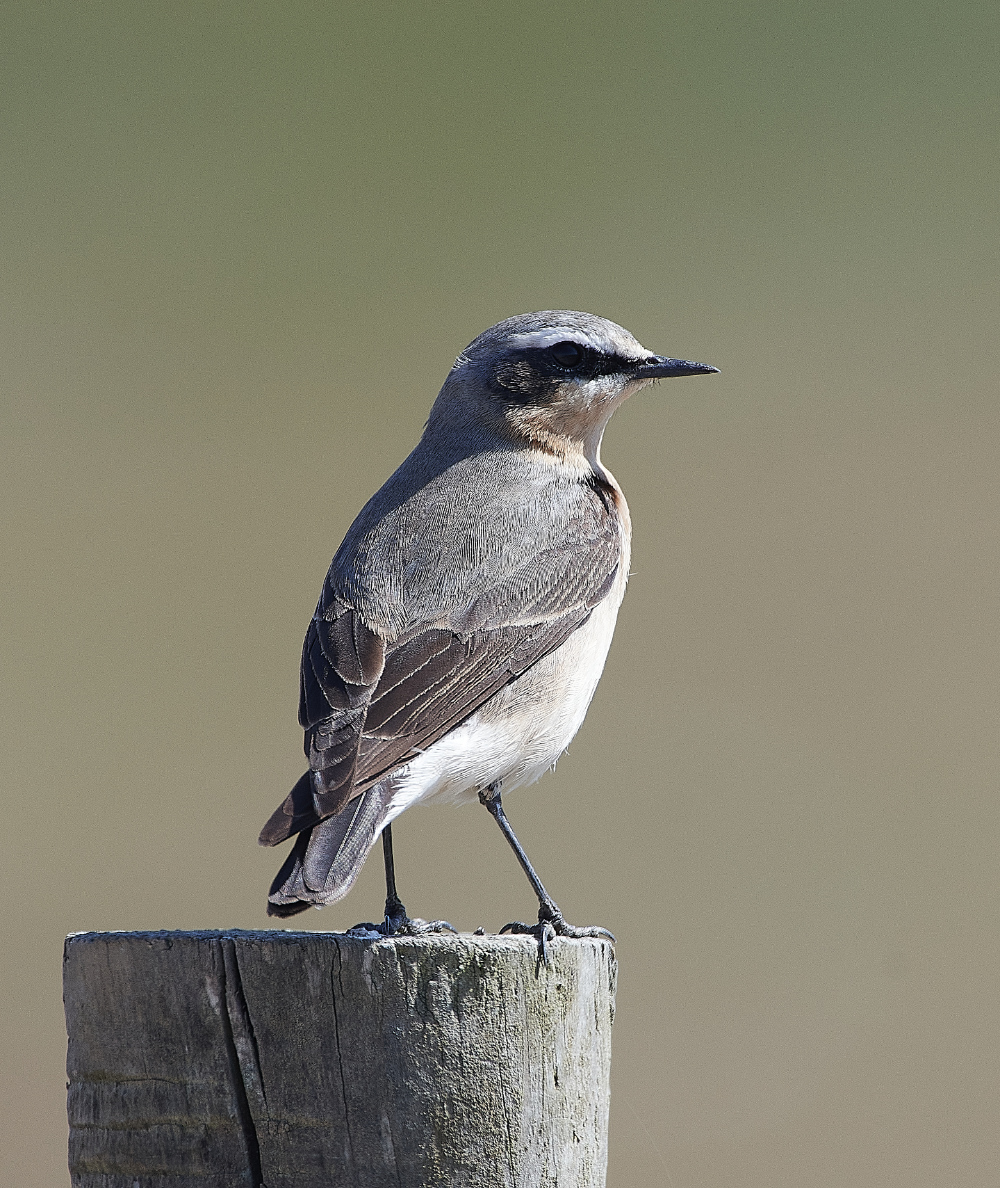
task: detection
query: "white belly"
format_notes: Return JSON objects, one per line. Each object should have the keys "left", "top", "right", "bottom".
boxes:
{"left": 385, "top": 557, "right": 629, "bottom": 821}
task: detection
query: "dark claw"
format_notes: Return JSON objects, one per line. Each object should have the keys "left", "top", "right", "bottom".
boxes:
{"left": 500, "top": 918, "right": 557, "bottom": 967}
{"left": 387, "top": 916, "right": 458, "bottom": 937}
{"left": 500, "top": 905, "right": 615, "bottom": 969}
{"left": 345, "top": 921, "right": 383, "bottom": 938}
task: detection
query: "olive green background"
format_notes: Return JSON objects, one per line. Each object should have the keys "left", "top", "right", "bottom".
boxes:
{"left": 3, "top": 2, "right": 998, "bottom": 1183}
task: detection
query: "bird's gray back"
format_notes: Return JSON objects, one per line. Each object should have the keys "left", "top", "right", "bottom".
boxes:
{"left": 328, "top": 437, "right": 620, "bottom": 640}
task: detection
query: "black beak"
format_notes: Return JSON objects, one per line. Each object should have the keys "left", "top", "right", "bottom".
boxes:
{"left": 634, "top": 355, "right": 720, "bottom": 379}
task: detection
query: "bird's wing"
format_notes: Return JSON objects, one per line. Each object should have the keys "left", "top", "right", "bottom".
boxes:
{"left": 259, "top": 478, "right": 621, "bottom": 847}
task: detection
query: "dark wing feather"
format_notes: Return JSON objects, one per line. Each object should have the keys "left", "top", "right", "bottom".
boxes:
{"left": 259, "top": 600, "right": 383, "bottom": 845}
{"left": 354, "top": 609, "right": 597, "bottom": 791}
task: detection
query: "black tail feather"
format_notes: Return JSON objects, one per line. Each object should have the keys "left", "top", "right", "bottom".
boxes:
{"left": 265, "top": 784, "right": 394, "bottom": 917}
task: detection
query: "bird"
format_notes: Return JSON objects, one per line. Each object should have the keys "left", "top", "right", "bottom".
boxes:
{"left": 260, "top": 310, "right": 718, "bottom": 957}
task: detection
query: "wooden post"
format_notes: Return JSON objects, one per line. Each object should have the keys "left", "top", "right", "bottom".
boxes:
{"left": 64, "top": 929, "right": 617, "bottom": 1187}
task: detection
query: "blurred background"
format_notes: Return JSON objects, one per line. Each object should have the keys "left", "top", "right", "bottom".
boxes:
{"left": 2, "top": 2, "right": 998, "bottom": 1183}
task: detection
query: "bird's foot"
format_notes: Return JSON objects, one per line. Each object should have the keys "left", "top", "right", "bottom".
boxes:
{"left": 500, "top": 902, "right": 615, "bottom": 968}
{"left": 385, "top": 915, "right": 458, "bottom": 937}
{"left": 346, "top": 897, "right": 456, "bottom": 939}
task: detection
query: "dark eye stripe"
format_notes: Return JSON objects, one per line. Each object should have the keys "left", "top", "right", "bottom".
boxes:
{"left": 491, "top": 344, "right": 641, "bottom": 403}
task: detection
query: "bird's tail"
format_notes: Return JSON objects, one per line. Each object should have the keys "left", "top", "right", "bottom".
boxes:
{"left": 266, "top": 784, "right": 394, "bottom": 918}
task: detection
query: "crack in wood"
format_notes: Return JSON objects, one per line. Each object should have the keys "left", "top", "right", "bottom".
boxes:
{"left": 330, "top": 937, "right": 357, "bottom": 1175}
{"left": 218, "top": 938, "right": 264, "bottom": 1187}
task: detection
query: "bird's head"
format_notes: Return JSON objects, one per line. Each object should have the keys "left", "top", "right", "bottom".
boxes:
{"left": 429, "top": 310, "right": 719, "bottom": 467}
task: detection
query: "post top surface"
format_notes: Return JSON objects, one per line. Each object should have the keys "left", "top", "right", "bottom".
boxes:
{"left": 64, "top": 927, "right": 616, "bottom": 954}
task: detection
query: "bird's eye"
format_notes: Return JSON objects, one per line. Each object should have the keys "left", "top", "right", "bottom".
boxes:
{"left": 549, "top": 341, "right": 585, "bottom": 369}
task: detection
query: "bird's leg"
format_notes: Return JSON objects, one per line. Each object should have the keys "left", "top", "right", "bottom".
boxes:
{"left": 367, "top": 823, "right": 455, "bottom": 937}
{"left": 478, "top": 782, "right": 614, "bottom": 967}
{"left": 380, "top": 822, "right": 409, "bottom": 933}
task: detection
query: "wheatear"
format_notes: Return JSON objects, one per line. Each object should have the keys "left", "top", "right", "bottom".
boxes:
{"left": 261, "top": 310, "right": 717, "bottom": 955}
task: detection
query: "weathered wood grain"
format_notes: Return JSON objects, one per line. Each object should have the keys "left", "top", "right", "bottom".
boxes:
{"left": 64, "top": 929, "right": 617, "bottom": 1187}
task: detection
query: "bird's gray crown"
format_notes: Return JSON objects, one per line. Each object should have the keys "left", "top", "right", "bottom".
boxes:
{"left": 450, "top": 310, "right": 653, "bottom": 404}
{"left": 456, "top": 310, "right": 647, "bottom": 370}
